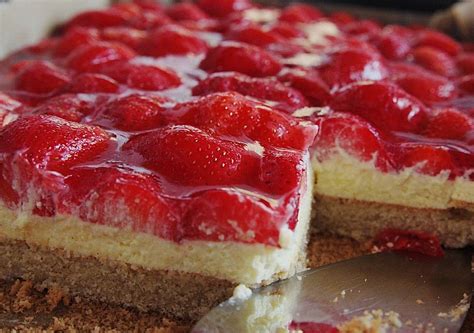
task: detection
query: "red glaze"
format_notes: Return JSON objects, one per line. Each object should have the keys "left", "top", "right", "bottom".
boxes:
{"left": 289, "top": 321, "right": 340, "bottom": 333}
{"left": 373, "top": 229, "right": 444, "bottom": 257}
{"left": 0, "top": 0, "right": 473, "bottom": 246}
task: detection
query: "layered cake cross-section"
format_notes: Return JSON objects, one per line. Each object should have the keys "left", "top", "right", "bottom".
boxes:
{"left": 0, "top": 0, "right": 473, "bottom": 321}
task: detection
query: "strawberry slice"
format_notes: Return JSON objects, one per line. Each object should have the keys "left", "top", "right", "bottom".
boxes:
{"left": 330, "top": 81, "right": 428, "bottom": 133}
{"left": 396, "top": 72, "right": 457, "bottom": 104}
{"left": 139, "top": 25, "right": 208, "bottom": 57}
{"left": 14, "top": 61, "right": 70, "bottom": 95}
{"left": 181, "top": 189, "right": 281, "bottom": 245}
{"left": 318, "top": 49, "right": 388, "bottom": 88}
{"left": 95, "top": 94, "right": 168, "bottom": 131}
{"left": 67, "top": 42, "right": 136, "bottom": 73}
{"left": 63, "top": 166, "right": 178, "bottom": 238}
{"left": 412, "top": 46, "right": 456, "bottom": 77}
{"left": 200, "top": 42, "right": 282, "bottom": 77}
{"left": 196, "top": 0, "right": 251, "bottom": 18}
{"left": 173, "top": 92, "right": 316, "bottom": 150}
{"left": 67, "top": 73, "right": 120, "bottom": 94}
{"left": 166, "top": 3, "right": 209, "bottom": 21}
{"left": 33, "top": 94, "right": 93, "bottom": 122}
{"left": 399, "top": 144, "right": 456, "bottom": 176}
{"left": 122, "top": 125, "right": 259, "bottom": 187}
{"left": 313, "top": 112, "right": 392, "bottom": 171}
{"left": 279, "top": 4, "right": 322, "bottom": 23}
{"left": 192, "top": 72, "right": 308, "bottom": 113}
{"left": 415, "top": 30, "right": 461, "bottom": 56}
{"left": 373, "top": 229, "right": 444, "bottom": 257}
{"left": 0, "top": 115, "right": 110, "bottom": 173}
{"left": 423, "top": 108, "right": 472, "bottom": 141}
{"left": 54, "top": 27, "right": 99, "bottom": 57}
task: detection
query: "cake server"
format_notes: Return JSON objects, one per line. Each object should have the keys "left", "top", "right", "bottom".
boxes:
{"left": 192, "top": 250, "right": 473, "bottom": 333}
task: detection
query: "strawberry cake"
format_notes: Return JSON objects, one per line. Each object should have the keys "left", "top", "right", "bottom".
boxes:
{"left": 0, "top": 0, "right": 472, "bottom": 321}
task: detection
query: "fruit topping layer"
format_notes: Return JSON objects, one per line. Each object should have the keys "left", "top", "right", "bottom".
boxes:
{"left": 0, "top": 0, "right": 473, "bottom": 245}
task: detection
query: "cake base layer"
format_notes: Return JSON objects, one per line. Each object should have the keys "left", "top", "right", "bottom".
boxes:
{"left": 0, "top": 237, "right": 234, "bottom": 322}
{"left": 313, "top": 195, "right": 474, "bottom": 248}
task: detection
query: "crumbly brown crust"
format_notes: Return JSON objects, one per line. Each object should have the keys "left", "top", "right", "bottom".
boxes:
{"left": 0, "top": 237, "right": 235, "bottom": 324}
{"left": 313, "top": 195, "right": 474, "bottom": 248}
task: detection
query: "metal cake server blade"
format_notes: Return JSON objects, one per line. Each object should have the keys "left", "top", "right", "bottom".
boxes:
{"left": 192, "top": 250, "right": 473, "bottom": 333}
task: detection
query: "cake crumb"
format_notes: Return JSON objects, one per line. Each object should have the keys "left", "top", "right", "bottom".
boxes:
{"left": 230, "top": 284, "right": 252, "bottom": 302}
{"left": 416, "top": 299, "right": 424, "bottom": 304}
{"left": 438, "top": 293, "right": 470, "bottom": 322}
{"left": 46, "top": 284, "right": 67, "bottom": 311}
{"left": 338, "top": 309, "right": 402, "bottom": 333}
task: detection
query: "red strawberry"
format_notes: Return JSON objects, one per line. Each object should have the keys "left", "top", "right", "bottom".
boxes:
{"left": 399, "top": 144, "right": 456, "bottom": 176}
{"left": 200, "top": 42, "right": 282, "bottom": 77}
{"left": 227, "top": 24, "right": 283, "bottom": 46}
{"left": 374, "top": 28, "right": 411, "bottom": 60}
{"left": 196, "top": 0, "right": 251, "bottom": 18}
{"left": 278, "top": 68, "right": 331, "bottom": 106}
{"left": 182, "top": 188, "right": 280, "bottom": 244}
{"left": 64, "top": 166, "right": 177, "bottom": 238}
{"left": 331, "top": 81, "right": 428, "bottom": 133}
{"left": 412, "top": 46, "right": 456, "bottom": 77}
{"left": 415, "top": 30, "right": 461, "bottom": 56}
{"left": 139, "top": 25, "right": 208, "bottom": 57}
{"left": 0, "top": 115, "right": 110, "bottom": 173}
{"left": 54, "top": 27, "right": 99, "bottom": 57}
{"left": 457, "top": 53, "right": 474, "bottom": 75}
{"left": 67, "top": 42, "right": 136, "bottom": 73}
{"left": 14, "top": 61, "right": 70, "bottom": 95}
{"left": 166, "top": 3, "right": 209, "bottom": 21}
{"left": 458, "top": 74, "right": 474, "bottom": 94}
{"left": 343, "top": 20, "right": 381, "bottom": 36}
{"left": 329, "top": 11, "right": 354, "bottom": 24}
{"left": 396, "top": 72, "right": 457, "bottom": 104}
{"left": 126, "top": 65, "right": 181, "bottom": 91}
{"left": 374, "top": 229, "right": 444, "bottom": 257}
{"left": 258, "top": 149, "right": 304, "bottom": 195}
{"left": 192, "top": 72, "right": 308, "bottom": 113}
{"left": 279, "top": 4, "right": 322, "bottom": 23}
{"left": 67, "top": 73, "right": 120, "bottom": 94}
{"left": 33, "top": 94, "right": 93, "bottom": 122}
{"left": 66, "top": 9, "right": 132, "bottom": 29}
{"left": 318, "top": 49, "right": 388, "bottom": 88}
{"left": 96, "top": 94, "right": 168, "bottom": 131}
{"left": 100, "top": 27, "right": 147, "bottom": 50}
{"left": 423, "top": 108, "right": 472, "bottom": 140}
{"left": 123, "top": 125, "right": 259, "bottom": 186}
{"left": 269, "top": 22, "right": 305, "bottom": 39}
{"left": 132, "top": 10, "right": 173, "bottom": 30}
{"left": 173, "top": 92, "right": 316, "bottom": 150}
{"left": 313, "top": 112, "right": 392, "bottom": 171}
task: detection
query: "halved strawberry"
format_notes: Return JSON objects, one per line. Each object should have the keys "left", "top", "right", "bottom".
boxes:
{"left": 67, "top": 42, "right": 136, "bottom": 73}
{"left": 126, "top": 65, "right": 181, "bottom": 91}
{"left": 343, "top": 19, "right": 381, "bottom": 36}
{"left": 330, "top": 81, "right": 428, "bottom": 133}
{"left": 95, "top": 94, "right": 168, "bottom": 131}
{"left": 279, "top": 3, "right": 322, "bottom": 23}
{"left": 200, "top": 42, "right": 282, "bottom": 77}
{"left": 374, "top": 229, "right": 444, "bottom": 257}
{"left": 269, "top": 22, "right": 305, "bottom": 39}
{"left": 14, "top": 61, "right": 70, "bottom": 95}
{"left": 66, "top": 8, "right": 133, "bottom": 29}
{"left": 181, "top": 189, "right": 280, "bottom": 245}
{"left": 122, "top": 125, "right": 259, "bottom": 186}
{"left": 313, "top": 112, "right": 392, "bottom": 171}
{"left": 423, "top": 108, "right": 472, "bottom": 140}
{"left": 33, "top": 94, "right": 93, "bottom": 122}
{"left": 412, "top": 46, "right": 456, "bottom": 77}
{"left": 192, "top": 72, "right": 308, "bottom": 113}
{"left": 67, "top": 73, "right": 120, "bottom": 94}
{"left": 374, "top": 27, "right": 411, "bottom": 60}
{"left": 0, "top": 115, "right": 110, "bottom": 173}
{"left": 54, "top": 27, "right": 99, "bottom": 57}
{"left": 318, "top": 49, "right": 388, "bottom": 88}
{"left": 415, "top": 30, "right": 461, "bottom": 56}
{"left": 139, "top": 25, "right": 208, "bottom": 57}
{"left": 100, "top": 27, "right": 147, "bottom": 50}
{"left": 398, "top": 144, "right": 456, "bottom": 176}
{"left": 457, "top": 53, "right": 474, "bottom": 75}
{"left": 196, "top": 0, "right": 251, "bottom": 18}
{"left": 173, "top": 92, "right": 316, "bottom": 150}
{"left": 458, "top": 74, "right": 474, "bottom": 95}
{"left": 166, "top": 3, "right": 209, "bottom": 21}
{"left": 278, "top": 68, "right": 331, "bottom": 106}
{"left": 227, "top": 24, "right": 283, "bottom": 46}
{"left": 396, "top": 72, "right": 457, "bottom": 104}
{"left": 64, "top": 166, "right": 178, "bottom": 238}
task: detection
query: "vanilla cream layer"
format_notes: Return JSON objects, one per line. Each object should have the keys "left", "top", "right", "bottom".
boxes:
{"left": 0, "top": 159, "right": 313, "bottom": 286}
{"left": 312, "top": 152, "right": 474, "bottom": 210}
